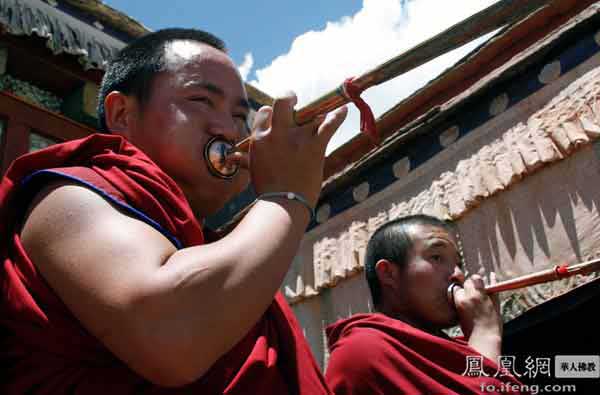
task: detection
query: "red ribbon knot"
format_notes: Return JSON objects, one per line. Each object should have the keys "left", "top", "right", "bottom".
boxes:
{"left": 343, "top": 77, "right": 380, "bottom": 145}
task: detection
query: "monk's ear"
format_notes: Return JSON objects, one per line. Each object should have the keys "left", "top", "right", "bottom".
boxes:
{"left": 375, "top": 259, "right": 399, "bottom": 288}
{"left": 103, "top": 91, "right": 138, "bottom": 137}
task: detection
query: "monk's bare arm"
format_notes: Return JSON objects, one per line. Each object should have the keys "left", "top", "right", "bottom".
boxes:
{"left": 21, "top": 181, "right": 309, "bottom": 387}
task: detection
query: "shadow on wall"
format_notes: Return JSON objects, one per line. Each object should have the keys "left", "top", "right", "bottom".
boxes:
{"left": 459, "top": 142, "right": 600, "bottom": 279}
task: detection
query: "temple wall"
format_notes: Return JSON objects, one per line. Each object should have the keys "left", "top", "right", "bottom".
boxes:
{"left": 285, "top": 44, "right": 600, "bottom": 368}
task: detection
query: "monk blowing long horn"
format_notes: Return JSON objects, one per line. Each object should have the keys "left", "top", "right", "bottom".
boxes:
{"left": 205, "top": 0, "right": 555, "bottom": 179}
{"left": 447, "top": 258, "right": 600, "bottom": 306}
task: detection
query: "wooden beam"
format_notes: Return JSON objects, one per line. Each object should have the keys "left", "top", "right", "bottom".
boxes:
{"left": 358, "top": 0, "right": 556, "bottom": 88}
{"left": 0, "top": 91, "right": 96, "bottom": 142}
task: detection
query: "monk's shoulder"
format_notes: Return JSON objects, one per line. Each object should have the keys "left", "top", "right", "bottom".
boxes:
{"left": 20, "top": 178, "right": 176, "bottom": 268}
{"left": 328, "top": 326, "right": 390, "bottom": 368}
{"left": 21, "top": 180, "right": 108, "bottom": 240}
{"left": 326, "top": 325, "right": 405, "bottom": 395}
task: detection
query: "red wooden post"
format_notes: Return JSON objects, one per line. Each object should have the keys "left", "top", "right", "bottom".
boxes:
{"left": 1, "top": 119, "right": 29, "bottom": 175}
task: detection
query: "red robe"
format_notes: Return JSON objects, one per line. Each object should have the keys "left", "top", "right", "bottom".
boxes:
{"left": 0, "top": 133, "right": 330, "bottom": 395}
{"left": 325, "top": 313, "right": 529, "bottom": 395}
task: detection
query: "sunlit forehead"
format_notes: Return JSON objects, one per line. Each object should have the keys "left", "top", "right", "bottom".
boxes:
{"left": 164, "top": 40, "right": 210, "bottom": 70}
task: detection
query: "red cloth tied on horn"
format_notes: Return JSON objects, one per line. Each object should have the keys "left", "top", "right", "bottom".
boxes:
{"left": 0, "top": 133, "right": 330, "bottom": 395}
{"left": 343, "top": 77, "right": 379, "bottom": 145}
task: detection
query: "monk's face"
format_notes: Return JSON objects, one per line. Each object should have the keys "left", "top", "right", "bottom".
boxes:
{"left": 398, "top": 224, "right": 464, "bottom": 328}
{"left": 125, "top": 40, "right": 250, "bottom": 217}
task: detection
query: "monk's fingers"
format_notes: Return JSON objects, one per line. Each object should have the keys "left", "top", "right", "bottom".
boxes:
{"left": 463, "top": 274, "right": 500, "bottom": 312}
{"left": 271, "top": 92, "right": 298, "bottom": 130}
{"left": 252, "top": 106, "right": 273, "bottom": 140}
{"left": 459, "top": 275, "right": 487, "bottom": 306}
{"left": 468, "top": 274, "right": 485, "bottom": 291}
{"left": 316, "top": 106, "right": 348, "bottom": 145}
{"left": 452, "top": 284, "right": 467, "bottom": 307}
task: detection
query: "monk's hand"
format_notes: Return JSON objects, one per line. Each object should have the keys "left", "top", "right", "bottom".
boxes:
{"left": 249, "top": 92, "right": 348, "bottom": 209}
{"left": 453, "top": 273, "right": 502, "bottom": 343}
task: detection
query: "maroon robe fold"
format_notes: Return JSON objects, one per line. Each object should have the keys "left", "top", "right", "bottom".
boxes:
{"left": 325, "top": 313, "right": 529, "bottom": 395}
{"left": 0, "top": 133, "right": 330, "bottom": 395}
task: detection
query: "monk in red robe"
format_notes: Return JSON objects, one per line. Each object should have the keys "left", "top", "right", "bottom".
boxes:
{"left": 0, "top": 28, "right": 347, "bottom": 394}
{"left": 325, "top": 215, "right": 530, "bottom": 395}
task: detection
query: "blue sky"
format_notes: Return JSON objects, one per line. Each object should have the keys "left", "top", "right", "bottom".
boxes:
{"left": 103, "top": 0, "right": 498, "bottom": 153}
{"left": 104, "top": 1, "right": 364, "bottom": 78}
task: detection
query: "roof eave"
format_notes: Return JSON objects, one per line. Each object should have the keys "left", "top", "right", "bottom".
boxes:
{"left": 63, "top": 0, "right": 149, "bottom": 38}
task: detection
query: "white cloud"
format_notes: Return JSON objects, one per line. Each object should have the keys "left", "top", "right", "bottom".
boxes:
{"left": 250, "top": 0, "right": 499, "bottom": 154}
{"left": 238, "top": 52, "right": 254, "bottom": 81}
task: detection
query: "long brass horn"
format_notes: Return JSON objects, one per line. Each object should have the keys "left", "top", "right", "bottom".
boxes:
{"left": 447, "top": 258, "right": 600, "bottom": 306}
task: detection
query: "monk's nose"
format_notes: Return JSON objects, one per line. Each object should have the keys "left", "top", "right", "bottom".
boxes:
{"left": 209, "top": 114, "right": 241, "bottom": 143}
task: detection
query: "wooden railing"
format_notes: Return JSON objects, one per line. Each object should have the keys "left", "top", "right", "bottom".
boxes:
{"left": 0, "top": 90, "right": 97, "bottom": 175}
